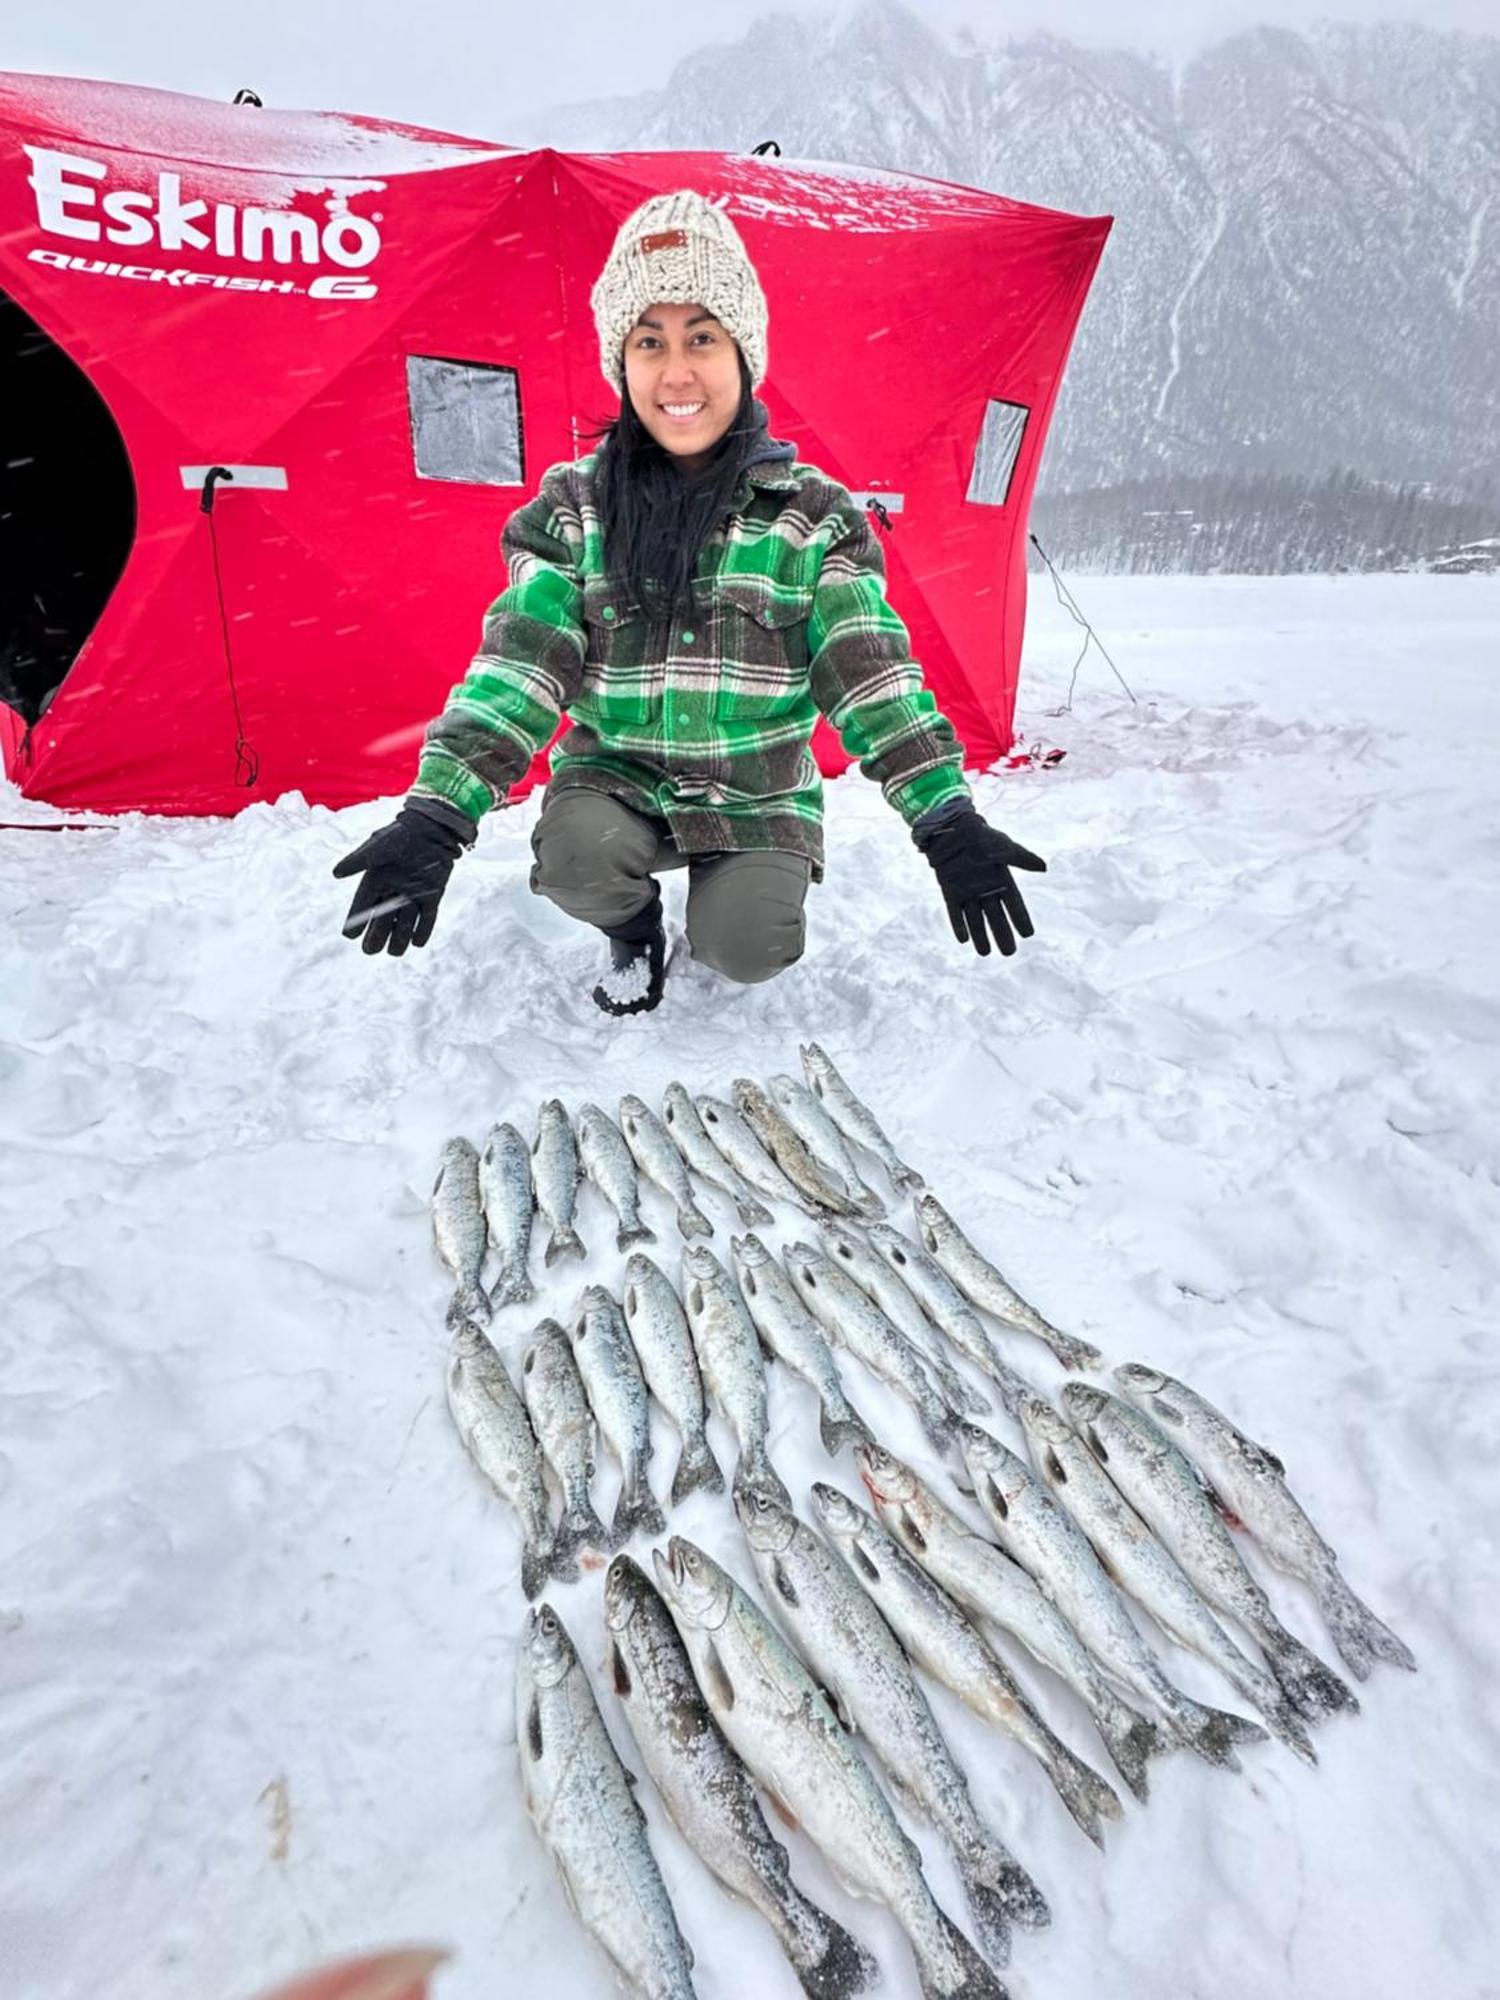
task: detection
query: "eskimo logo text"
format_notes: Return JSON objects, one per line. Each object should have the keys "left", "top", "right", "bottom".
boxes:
{"left": 25, "top": 147, "right": 382, "bottom": 269}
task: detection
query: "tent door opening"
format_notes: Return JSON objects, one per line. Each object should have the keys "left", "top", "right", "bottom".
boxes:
{"left": 1, "top": 285, "right": 135, "bottom": 727}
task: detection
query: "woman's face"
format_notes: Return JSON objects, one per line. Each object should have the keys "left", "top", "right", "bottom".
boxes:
{"left": 623, "top": 301, "right": 742, "bottom": 470}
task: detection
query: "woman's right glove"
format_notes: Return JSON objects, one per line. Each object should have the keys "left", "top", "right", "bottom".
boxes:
{"left": 913, "top": 800, "right": 1046, "bottom": 959}
{"left": 332, "top": 799, "right": 475, "bottom": 956}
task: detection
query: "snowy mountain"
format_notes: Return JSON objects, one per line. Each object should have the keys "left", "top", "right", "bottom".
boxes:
{"left": 521, "top": 8, "right": 1500, "bottom": 518}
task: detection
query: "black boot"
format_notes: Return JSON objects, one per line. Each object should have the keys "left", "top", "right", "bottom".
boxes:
{"left": 592, "top": 888, "right": 667, "bottom": 1016}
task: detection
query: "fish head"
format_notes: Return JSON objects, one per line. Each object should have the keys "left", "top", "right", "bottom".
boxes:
{"left": 799, "top": 1041, "right": 830, "bottom": 1085}
{"left": 680, "top": 1245, "right": 724, "bottom": 1311}
{"left": 809, "top": 1481, "right": 866, "bottom": 1541}
{"left": 653, "top": 1537, "right": 731, "bottom": 1632}
{"left": 958, "top": 1420, "right": 1029, "bottom": 1517}
{"left": 1115, "top": 1363, "right": 1169, "bottom": 1400}
{"left": 604, "top": 1554, "right": 655, "bottom": 1634}
{"left": 1061, "top": 1382, "right": 1111, "bottom": 1427}
{"left": 733, "top": 1476, "right": 796, "bottom": 1555}
{"left": 867, "top": 1224, "right": 918, "bottom": 1274}
{"left": 913, "top": 1193, "right": 945, "bottom": 1253}
{"left": 623, "top": 1252, "right": 655, "bottom": 1290}
{"left": 731, "top": 1078, "right": 767, "bottom": 1118}
{"left": 1019, "top": 1397, "right": 1078, "bottom": 1486}
{"left": 854, "top": 1440, "right": 915, "bottom": 1507}
{"left": 662, "top": 1082, "right": 688, "bottom": 1119}
{"left": 695, "top": 1096, "right": 730, "bottom": 1131}
{"left": 732, "top": 1232, "right": 770, "bottom": 1268}
{"left": 817, "top": 1219, "right": 860, "bottom": 1264}
{"left": 522, "top": 1603, "right": 577, "bottom": 1689}
{"left": 767, "top": 1074, "right": 797, "bottom": 1106}
{"left": 782, "top": 1242, "right": 823, "bottom": 1287}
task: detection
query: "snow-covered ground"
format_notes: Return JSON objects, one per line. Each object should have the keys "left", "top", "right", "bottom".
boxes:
{"left": 2, "top": 574, "right": 1497, "bottom": 2000}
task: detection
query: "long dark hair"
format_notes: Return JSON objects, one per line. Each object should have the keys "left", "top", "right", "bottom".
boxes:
{"left": 588, "top": 351, "right": 761, "bottom": 619}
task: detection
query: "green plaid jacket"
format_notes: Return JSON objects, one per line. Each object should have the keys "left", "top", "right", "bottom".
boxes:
{"left": 410, "top": 451, "right": 970, "bottom": 879}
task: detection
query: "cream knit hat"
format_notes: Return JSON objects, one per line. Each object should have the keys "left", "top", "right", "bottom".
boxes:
{"left": 590, "top": 189, "right": 769, "bottom": 394}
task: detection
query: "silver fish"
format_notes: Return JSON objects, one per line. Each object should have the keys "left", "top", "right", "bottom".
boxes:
{"left": 661, "top": 1084, "right": 774, "bottom": 1229}
{"left": 737, "top": 1482, "right": 1049, "bottom": 1965}
{"left": 446, "top": 1321, "right": 553, "bottom": 1599}
{"left": 811, "top": 1482, "right": 1122, "bottom": 1849}
{"left": 655, "top": 1536, "right": 1005, "bottom": 2000}
{"left": 1115, "top": 1363, "right": 1417, "bottom": 1680}
{"left": 622, "top": 1253, "right": 724, "bottom": 1506}
{"left": 783, "top": 1240, "right": 957, "bottom": 1455}
{"left": 432, "top": 1135, "right": 491, "bottom": 1327}
{"left": 578, "top": 1102, "right": 656, "bottom": 1251}
{"left": 819, "top": 1219, "right": 991, "bottom": 1420}
{"left": 605, "top": 1555, "right": 878, "bottom": 2000}
{"left": 571, "top": 1285, "right": 664, "bottom": 1544}
{"left": 856, "top": 1440, "right": 1163, "bottom": 1804}
{"left": 680, "top": 1246, "right": 787, "bottom": 1502}
{"left": 732, "top": 1079, "right": 868, "bottom": 1217}
{"left": 693, "top": 1093, "right": 804, "bottom": 1208}
{"left": 731, "top": 1233, "right": 870, "bottom": 1457}
{"left": 620, "top": 1094, "right": 713, "bottom": 1241}
{"left": 534, "top": 1099, "right": 586, "bottom": 1265}
{"left": 799, "top": 1041, "right": 924, "bottom": 1194}
{"left": 517, "top": 1602, "right": 697, "bottom": 2000}
{"left": 1061, "top": 1382, "right": 1357, "bottom": 1723}
{"left": 769, "top": 1073, "right": 886, "bottom": 1217}
{"left": 478, "top": 1120, "right": 535, "bottom": 1309}
{"left": 863, "top": 1223, "right": 1034, "bottom": 1416}
{"left": 916, "top": 1195, "right": 1101, "bottom": 1372}
{"left": 520, "top": 1318, "right": 610, "bottom": 1575}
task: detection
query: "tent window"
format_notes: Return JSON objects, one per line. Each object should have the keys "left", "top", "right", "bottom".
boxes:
{"left": 406, "top": 355, "right": 523, "bottom": 486}
{"left": 966, "top": 399, "right": 1029, "bottom": 507}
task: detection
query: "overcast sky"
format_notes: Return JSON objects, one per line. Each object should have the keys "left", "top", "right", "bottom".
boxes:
{"left": 6, "top": 0, "right": 1495, "bottom": 142}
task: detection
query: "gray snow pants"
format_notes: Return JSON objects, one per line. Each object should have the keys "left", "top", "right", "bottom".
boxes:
{"left": 529, "top": 788, "right": 811, "bottom": 986}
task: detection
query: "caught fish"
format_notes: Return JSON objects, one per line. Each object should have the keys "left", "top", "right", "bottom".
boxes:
{"left": 737, "top": 1481, "right": 1049, "bottom": 1965}
{"left": 605, "top": 1555, "right": 878, "bottom": 2000}
{"left": 732, "top": 1079, "right": 868, "bottom": 1217}
{"left": 516, "top": 1603, "right": 697, "bottom": 2000}
{"left": 478, "top": 1121, "right": 535, "bottom": 1309}
{"left": 446, "top": 1322, "right": 553, "bottom": 1598}
{"left": 520, "top": 1318, "right": 611, "bottom": 1575}
{"left": 864, "top": 1224, "right": 1033, "bottom": 1415}
{"left": 1115, "top": 1363, "right": 1417, "bottom": 1680}
{"left": 783, "top": 1241, "right": 957, "bottom": 1455}
{"left": 820, "top": 1219, "right": 991, "bottom": 1420}
{"left": 432, "top": 1135, "right": 491, "bottom": 1327}
{"left": 533, "top": 1099, "right": 586, "bottom": 1265}
{"left": 811, "top": 1483, "right": 1122, "bottom": 1848}
{"left": 1061, "top": 1383, "right": 1357, "bottom": 1722}
{"left": 655, "top": 1536, "right": 1006, "bottom": 2000}
{"left": 571, "top": 1286, "right": 664, "bottom": 1544}
{"left": 916, "top": 1195, "right": 1100, "bottom": 1372}
{"left": 731, "top": 1233, "right": 871, "bottom": 1457}
{"left": 577, "top": 1102, "right": 656, "bottom": 1251}
{"left": 693, "top": 1093, "right": 805, "bottom": 1209}
{"left": 662, "top": 1084, "right": 774, "bottom": 1229}
{"left": 768, "top": 1074, "right": 886, "bottom": 1217}
{"left": 680, "top": 1246, "right": 787, "bottom": 1501}
{"left": 855, "top": 1440, "right": 1163, "bottom": 1804}
{"left": 799, "top": 1042, "right": 924, "bottom": 1195}
{"left": 622, "top": 1253, "right": 724, "bottom": 1506}
{"left": 620, "top": 1094, "right": 713, "bottom": 1241}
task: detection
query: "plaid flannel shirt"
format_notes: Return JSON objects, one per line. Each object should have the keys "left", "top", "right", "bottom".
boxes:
{"left": 410, "top": 447, "right": 970, "bottom": 880}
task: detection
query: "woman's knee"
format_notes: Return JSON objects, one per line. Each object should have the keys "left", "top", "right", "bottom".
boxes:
{"left": 687, "top": 855, "right": 809, "bottom": 984}
{"left": 530, "top": 791, "right": 659, "bottom": 925}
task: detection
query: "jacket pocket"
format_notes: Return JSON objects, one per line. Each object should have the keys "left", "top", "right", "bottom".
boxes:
{"left": 709, "top": 576, "right": 812, "bottom": 720}
{"left": 580, "top": 581, "right": 665, "bottom": 730}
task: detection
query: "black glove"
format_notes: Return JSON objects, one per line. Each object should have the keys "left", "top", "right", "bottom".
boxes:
{"left": 332, "top": 800, "right": 474, "bottom": 956}
{"left": 914, "top": 802, "right": 1046, "bottom": 959}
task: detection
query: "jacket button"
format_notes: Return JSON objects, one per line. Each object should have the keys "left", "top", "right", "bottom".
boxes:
{"left": 602, "top": 605, "right": 616, "bottom": 622}
{"left": 681, "top": 629, "right": 695, "bottom": 644}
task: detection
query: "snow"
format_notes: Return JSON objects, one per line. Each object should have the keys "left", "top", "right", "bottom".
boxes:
{"left": 2, "top": 573, "right": 1497, "bottom": 2000}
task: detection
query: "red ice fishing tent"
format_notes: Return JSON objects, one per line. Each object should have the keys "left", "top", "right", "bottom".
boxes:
{"left": 0, "top": 71, "right": 1110, "bottom": 817}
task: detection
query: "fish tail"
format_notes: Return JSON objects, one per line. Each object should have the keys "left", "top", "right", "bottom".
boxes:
{"left": 1095, "top": 1697, "right": 1162, "bottom": 1804}
{"left": 734, "top": 1190, "right": 776, "bottom": 1228}
{"left": 1166, "top": 1690, "right": 1267, "bottom": 1771}
{"left": 551, "top": 1495, "right": 609, "bottom": 1577}
{"left": 983, "top": 1358, "right": 1035, "bottom": 1420}
{"left": 677, "top": 1201, "right": 714, "bottom": 1241}
{"left": 915, "top": 1911, "right": 1008, "bottom": 1999}
{"left": 853, "top": 1184, "right": 887, "bottom": 1219}
{"left": 616, "top": 1220, "right": 657, "bottom": 1251}
{"left": 819, "top": 1398, "right": 873, "bottom": 1458}
{"left": 918, "top": 1395, "right": 960, "bottom": 1455}
{"left": 735, "top": 1446, "right": 791, "bottom": 1508}
{"left": 446, "top": 1281, "right": 491, "bottom": 1329}
{"left": 493, "top": 1264, "right": 535, "bottom": 1309}
{"left": 1261, "top": 1690, "right": 1319, "bottom": 1767}
{"left": 1317, "top": 1570, "right": 1417, "bottom": 1680}
{"left": 670, "top": 1433, "right": 725, "bottom": 1506}
{"left": 791, "top": 1909, "right": 880, "bottom": 2000}
{"left": 891, "top": 1164, "right": 926, "bottom": 1195}
{"left": 611, "top": 1464, "right": 666, "bottom": 1545}
{"left": 520, "top": 1534, "right": 553, "bottom": 1602}
{"left": 940, "top": 1368, "right": 991, "bottom": 1419}
{"left": 1039, "top": 1738, "right": 1124, "bottom": 1848}
{"left": 544, "top": 1225, "right": 587, "bottom": 1266}
{"left": 1262, "top": 1619, "right": 1360, "bottom": 1720}
{"left": 1039, "top": 1329, "right": 1103, "bottom": 1371}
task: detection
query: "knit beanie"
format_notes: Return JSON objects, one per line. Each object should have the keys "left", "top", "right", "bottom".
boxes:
{"left": 590, "top": 189, "right": 769, "bottom": 394}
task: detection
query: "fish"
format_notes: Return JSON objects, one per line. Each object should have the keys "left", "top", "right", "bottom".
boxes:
{"left": 620, "top": 1094, "right": 713, "bottom": 1241}
{"left": 577, "top": 1102, "right": 656, "bottom": 1251}
{"left": 1115, "top": 1363, "right": 1417, "bottom": 1680}
{"left": 520, "top": 1318, "right": 611, "bottom": 1575}
{"left": 731, "top": 1079, "right": 868, "bottom": 1217}
{"left": 621, "top": 1253, "right": 724, "bottom": 1506}
{"left": 768, "top": 1074, "right": 886, "bottom": 1217}
{"left": 605, "top": 1555, "right": 879, "bottom": 2000}
{"left": 516, "top": 1602, "right": 697, "bottom": 2000}
{"left": 533, "top": 1098, "right": 586, "bottom": 1265}
{"left": 731, "top": 1233, "right": 871, "bottom": 1457}
{"left": 477, "top": 1121, "right": 535, "bottom": 1309}
{"left": 799, "top": 1042, "right": 924, "bottom": 1194}
{"left": 661, "top": 1084, "right": 774, "bottom": 1229}
{"left": 654, "top": 1536, "right": 1006, "bottom": 2000}
{"left": 693, "top": 1093, "right": 805, "bottom": 1208}
{"left": 783, "top": 1241, "right": 957, "bottom": 1455}
{"left": 431, "top": 1135, "right": 491, "bottom": 1327}
{"left": 680, "top": 1245, "right": 787, "bottom": 1502}
{"left": 571, "top": 1285, "right": 664, "bottom": 1544}
{"left": 737, "top": 1481, "right": 1049, "bottom": 1965}
{"left": 915, "top": 1195, "right": 1101, "bottom": 1372}
{"left": 991, "top": 1407, "right": 1274, "bottom": 1769}
{"left": 819, "top": 1220, "right": 992, "bottom": 1420}
{"left": 863, "top": 1224, "right": 1035, "bottom": 1416}
{"left": 1061, "top": 1383, "right": 1358, "bottom": 1722}
{"left": 855, "top": 1440, "right": 1163, "bottom": 1804}
{"left": 445, "top": 1321, "right": 553, "bottom": 1599}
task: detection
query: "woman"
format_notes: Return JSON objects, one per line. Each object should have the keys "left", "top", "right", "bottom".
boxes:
{"left": 334, "top": 191, "right": 1045, "bottom": 1014}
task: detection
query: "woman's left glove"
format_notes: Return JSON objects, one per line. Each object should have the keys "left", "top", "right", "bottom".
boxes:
{"left": 914, "top": 801, "right": 1046, "bottom": 958}
{"left": 332, "top": 799, "right": 475, "bottom": 956}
